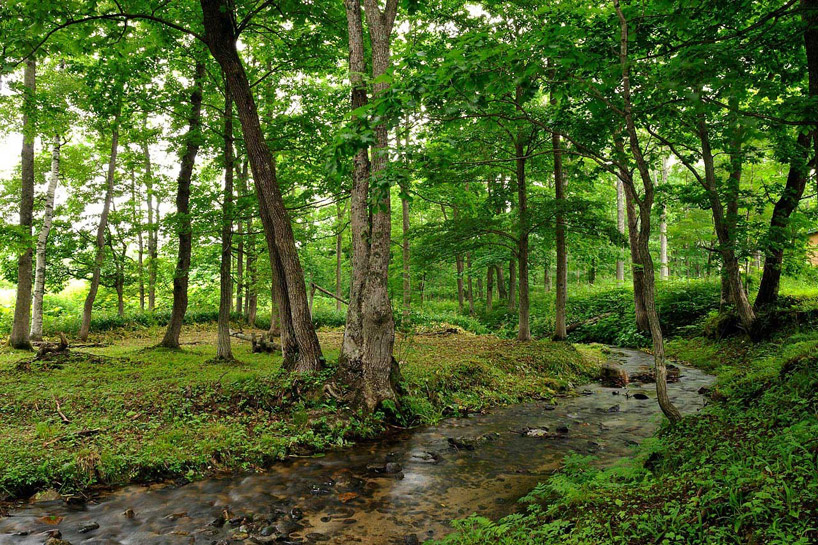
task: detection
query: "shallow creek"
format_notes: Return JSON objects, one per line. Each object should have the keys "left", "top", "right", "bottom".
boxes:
{"left": 0, "top": 348, "right": 714, "bottom": 545}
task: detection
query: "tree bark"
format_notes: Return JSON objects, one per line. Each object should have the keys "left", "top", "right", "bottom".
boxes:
{"left": 30, "top": 132, "right": 60, "bottom": 341}
{"left": 338, "top": 0, "right": 400, "bottom": 411}
{"left": 161, "top": 60, "right": 205, "bottom": 349}
{"left": 486, "top": 266, "right": 494, "bottom": 312}
{"left": 615, "top": 0, "right": 681, "bottom": 423}
{"left": 401, "top": 126, "right": 411, "bottom": 321}
{"left": 217, "top": 80, "right": 235, "bottom": 361}
{"left": 236, "top": 162, "right": 245, "bottom": 316}
{"left": 79, "top": 105, "right": 120, "bottom": 342}
{"left": 200, "top": 0, "right": 324, "bottom": 372}
{"left": 10, "top": 58, "right": 36, "bottom": 350}
{"left": 131, "top": 168, "right": 145, "bottom": 312}
{"left": 515, "top": 129, "right": 530, "bottom": 340}
{"left": 507, "top": 259, "right": 517, "bottom": 311}
{"left": 336, "top": 201, "right": 345, "bottom": 313}
{"left": 622, "top": 167, "right": 650, "bottom": 333}
{"left": 466, "top": 253, "right": 475, "bottom": 316}
{"left": 616, "top": 177, "right": 625, "bottom": 284}
{"left": 142, "top": 140, "right": 157, "bottom": 312}
{"left": 659, "top": 157, "right": 669, "bottom": 280}
{"left": 553, "top": 126, "right": 567, "bottom": 340}
{"left": 495, "top": 264, "right": 507, "bottom": 300}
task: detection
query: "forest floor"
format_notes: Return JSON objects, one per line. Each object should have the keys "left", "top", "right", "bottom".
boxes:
{"left": 433, "top": 325, "right": 818, "bottom": 545}
{"left": 0, "top": 324, "right": 603, "bottom": 502}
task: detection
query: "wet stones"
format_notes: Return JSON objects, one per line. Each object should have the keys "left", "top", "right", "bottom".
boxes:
{"left": 447, "top": 432, "right": 500, "bottom": 451}
{"left": 632, "top": 393, "right": 649, "bottom": 400}
{"left": 599, "top": 363, "right": 629, "bottom": 388}
{"left": 77, "top": 521, "right": 99, "bottom": 534}
{"left": 630, "top": 364, "right": 680, "bottom": 384}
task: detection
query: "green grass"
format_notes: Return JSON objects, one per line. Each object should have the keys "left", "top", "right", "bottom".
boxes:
{"left": 0, "top": 325, "right": 598, "bottom": 500}
{"left": 433, "top": 318, "right": 818, "bottom": 545}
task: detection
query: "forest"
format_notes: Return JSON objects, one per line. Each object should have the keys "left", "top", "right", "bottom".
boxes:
{"left": 0, "top": 0, "right": 817, "bottom": 544}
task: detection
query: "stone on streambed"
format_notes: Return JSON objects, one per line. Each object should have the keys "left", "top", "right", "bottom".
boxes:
{"left": 447, "top": 432, "right": 500, "bottom": 451}
{"left": 599, "top": 362, "right": 629, "bottom": 388}
{"left": 77, "top": 521, "right": 99, "bottom": 534}
{"left": 630, "top": 364, "right": 680, "bottom": 383}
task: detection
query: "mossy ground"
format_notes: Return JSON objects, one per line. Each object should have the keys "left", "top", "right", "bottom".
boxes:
{"left": 0, "top": 324, "right": 599, "bottom": 501}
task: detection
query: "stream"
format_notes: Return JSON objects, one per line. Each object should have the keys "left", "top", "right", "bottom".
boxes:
{"left": 0, "top": 348, "right": 714, "bottom": 545}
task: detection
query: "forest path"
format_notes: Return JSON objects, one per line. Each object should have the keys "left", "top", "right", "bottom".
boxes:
{"left": 0, "top": 348, "right": 713, "bottom": 545}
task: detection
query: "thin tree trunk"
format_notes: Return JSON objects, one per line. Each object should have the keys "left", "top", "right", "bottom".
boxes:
{"left": 160, "top": 60, "right": 205, "bottom": 349}
{"left": 142, "top": 140, "right": 157, "bottom": 312}
{"left": 553, "top": 126, "right": 567, "bottom": 340}
{"left": 10, "top": 58, "right": 36, "bottom": 350}
{"left": 486, "top": 266, "right": 494, "bottom": 312}
{"left": 30, "top": 132, "right": 60, "bottom": 341}
{"left": 131, "top": 168, "right": 145, "bottom": 312}
{"left": 615, "top": 0, "right": 681, "bottom": 423}
{"left": 401, "top": 186, "right": 411, "bottom": 320}
{"left": 217, "top": 80, "right": 234, "bottom": 361}
{"left": 616, "top": 177, "right": 625, "bottom": 284}
{"left": 623, "top": 174, "right": 650, "bottom": 332}
{"left": 496, "top": 264, "right": 507, "bottom": 300}
{"left": 544, "top": 264, "right": 552, "bottom": 293}
{"left": 336, "top": 201, "right": 345, "bottom": 313}
{"left": 456, "top": 253, "right": 465, "bottom": 313}
{"left": 515, "top": 126, "right": 530, "bottom": 341}
{"left": 466, "top": 253, "right": 475, "bottom": 316}
{"left": 507, "top": 259, "right": 516, "bottom": 311}
{"left": 201, "top": 0, "right": 323, "bottom": 371}
{"left": 659, "top": 157, "right": 669, "bottom": 280}
{"left": 236, "top": 163, "right": 245, "bottom": 316}
{"left": 79, "top": 106, "right": 120, "bottom": 342}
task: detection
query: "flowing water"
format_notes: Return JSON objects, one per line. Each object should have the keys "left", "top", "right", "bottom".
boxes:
{"left": 0, "top": 348, "right": 714, "bottom": 545}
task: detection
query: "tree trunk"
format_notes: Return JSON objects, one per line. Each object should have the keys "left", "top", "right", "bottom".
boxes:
{"left": 336, "top": 201, "right": 345, "bottom": 313}
{"left": 160, "top": 60, "right": 205, "bottom": 349}
{"left": 246, "top": 222, "right": 257, "bottom": 326}
{"left": 624, "top": 179, "right": 650, "bottom": 332}
{"left": 553, "top": 128, "right": 568, "bottom": 340}
{"left": 496, "top": 264, "right": 507, "bottom": 300}
{"left": 142, "top": 140, "right": 157, "bottom": 312}
{"left": 616, "top": 177, "right": 625, "bottom": 284}
{"left": 507, "top": 259, "right": 517, "bottom": 311}
{"left": 697, "top": 114, "right": 755, "bottom": 331}
{"left": 337, "top": 0, "right": 400, "bottom": 412}
{"left": 755, "top": 0, "right": 817, "bottom": 308}
{"left": 131, "top": 168, "right": 145, "bottom": 312}
{"left": 659, "top": 156, "right": 669, "bottom": 280}
{"left": 456, "top": 253, "right": 465, "bottom": 313}
{"left": 615, "top": 0, "right": 681, "bottom": 423}
{"left": 236, "top": 162, "right": 245, "bottom": 316}
{"left": 79, "top": 106, "right": 120, "bottom": 342}
{"left": 10, "top": 58, "right": 36, "bottom": 350}
{"left": 515, "top": 131, "right": 530, "bottom": 340}
{"left": 466, "top": 253, "right": 475, "bottom": 316}
{"left": 486, "top": 266, "right": 494, "bottom": 312}
{"left": 544, "top": 264, "right": 552, "bottom": 293}
{"left": 217, "top": 80, "right": 234, "bottom": 361}
{"left": 201, "top": 0, "right": 323, "bottom": 371}
{"left": 402, "top": 187, "right": 411, "bottom": 320}
{"left": 30, "top": 132, "right": 60, "bottom": 341}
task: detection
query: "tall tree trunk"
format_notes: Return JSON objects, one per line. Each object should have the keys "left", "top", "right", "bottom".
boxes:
{"left": 236, "top": 163, "right": 245, "bottom": 315}
{"left": 623, "top": 173, "right": 650, "bottom": 332}
{"left": 217, "top": 80, "right": 234, "bottom": 361}
{"left": 697, "top": 113, "right": 755, "bottom": 332}
{"left": 160, "top": 60, "right": 205, "bottom": 349}
{"left": 553, "top": 127, "right": 567, "bottom": 340}
{"left": 466, "top": 253, "right": 475, "bottom": 316}
{"left": 79, "top": 106, "right": 120, "bottom": 342}
{"left": 336, "top": 201, "right": 345, "bottom": 313}
{"left": 142, "top": 140, "right": 157, "bottom": 312}
{"left": 515, "top": 129, "right": 530, "bottom": 341}
{"left": 201, "top": 0, "right": 323, "bottom": 371}
{"left": 337, "top": 0, "right": 400, "bottom": 411}
{"left": 507, "top": 258, "right": 516, "bottom": 311}
{"left": 615, "top": 0, "right": 681, "bottom": 423}
{"left": 30, "top": 132, "right": 60, "bottom": 341}
{"left": 659, "top": 157, "right": 669, "bottom": 280}
{"left": 456, "top": 254, "right": 465, "bottom": 313}
{"left": 246, "top": 221, "right": 257, "bottom": 325}
{"left": 401, "top": 187, "right": 411, "bottom": 320}
{"left": 544, "top": 263, "right": 552, "bottom": 293}
{"left": 495, "top": 264, "right": 507, "bottom": 300}
{"left": 131, "top": 168, "right": 145, "bottom": 312}
{"left": 616, "top": 177, "right": 625, "bottom": 284}
{"left": 486, "top": 266, "right": 494, "bottom": 312}
{"left": 10, "top": 58, "right": 36, "bottom": 350}
{"left": 756, "top": 0, "right": 817, "bottom": 308}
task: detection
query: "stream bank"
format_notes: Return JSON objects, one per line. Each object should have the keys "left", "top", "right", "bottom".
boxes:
{"left": 0, "top": 348, "right": 713, "bottom": 544}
